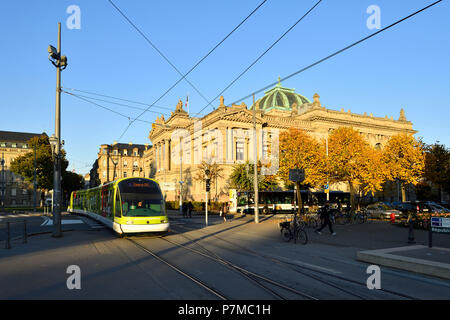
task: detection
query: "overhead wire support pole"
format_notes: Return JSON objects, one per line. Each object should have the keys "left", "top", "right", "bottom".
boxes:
{"left": 52, "top": 22, "right": 63, "bottom": 238}
{"left": 252, "top": 94, "right": 259, "bottom": 224}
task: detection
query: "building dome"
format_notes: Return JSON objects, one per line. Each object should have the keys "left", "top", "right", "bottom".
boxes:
{"left": 254, "top": 78, "right": 311, "bottom": 113}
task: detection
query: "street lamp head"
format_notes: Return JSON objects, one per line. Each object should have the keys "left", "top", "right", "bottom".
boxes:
{"left": 48, "top": 45, "right": 59, "bottom": 60}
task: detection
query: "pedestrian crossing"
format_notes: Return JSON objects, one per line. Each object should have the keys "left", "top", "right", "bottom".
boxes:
{"left": 78, "top": 216, "right": 106, "bottom": 229}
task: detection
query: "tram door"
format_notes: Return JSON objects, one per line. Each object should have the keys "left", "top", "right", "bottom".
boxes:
{"left": 101, "top": 186, "right": 108, "bottom": 217}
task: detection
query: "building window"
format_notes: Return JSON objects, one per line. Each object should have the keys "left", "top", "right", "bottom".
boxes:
{"left": 134, "top": 151, "right": 138, "bottom": 156}
{"left": 133, "top": 161, "right": 139, "bottom": 169}
{"left": 0, "top": 142, "right": 6, "bottom": 147}
{"left": 11, "top": 188, "right": 16, "bottom": 196}
{"left": 22, "top": 144, "right": 28, "bottom": 149}
{"left": 123, "top": 172, "right": 127, "bottom": 178}
{"left": 123, "top": 161, "right": 127, "bottom": 168}
{"left": 11, "top": 143, "right": 17, "bottom": 148}
{"left": 123, "top": 149, "right": 127, "bottom": 156}
{"left": 375, "top": 143, "right": 382, "bottom": 150}
{"left": 102, "top": 171, "right": 106, "bottom": 178}
{"left": 113, "top": 150, "right": 118, "bottom": 155}
{"left": 22, "top": 189, "right": 27, "bottom": 195}
{"left": 236, "top": 141, "right": 244, "bottom": 161}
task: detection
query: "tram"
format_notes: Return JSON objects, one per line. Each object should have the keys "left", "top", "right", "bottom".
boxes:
{"left": 68, "top": 177, "right": 169, "bottom": 234}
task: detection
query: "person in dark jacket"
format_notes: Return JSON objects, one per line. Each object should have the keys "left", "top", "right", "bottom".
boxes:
{"left": 315, "top": 202, "right": 336, "bottom": 236}
{"left": 187, "top": 201, "right": 194, "bottom": 218}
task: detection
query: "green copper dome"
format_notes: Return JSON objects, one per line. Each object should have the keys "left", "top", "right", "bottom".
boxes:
{"left": 254, "top": 78, "right": 311, "bottom": 112}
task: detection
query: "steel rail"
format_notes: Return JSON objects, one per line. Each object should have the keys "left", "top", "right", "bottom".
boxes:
{"left": 127, "top": 238, "right": 228, "bottom": 300}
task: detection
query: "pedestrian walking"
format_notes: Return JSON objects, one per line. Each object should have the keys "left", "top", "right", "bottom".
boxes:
{"left": 182, "top": 202, "right": 188, "bottom": 218}
{"left": 220, "top": 203, "right": 227, "bottom": 222}
{"left": 187, "top": 201, "right": 193, "bottom": 218}
{"left": 315, "top": 201, "right": 336, "bottom": 236}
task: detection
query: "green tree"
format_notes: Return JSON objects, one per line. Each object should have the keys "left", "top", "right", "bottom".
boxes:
{"left": 423, "top": 142, "right": 450, "bottom": 201}
{"left": 228, "top": 161, "right": 278, "bottom": 192}
{"left": 62, "top": 171, "right": 84, "bottom": 198}
{"left": 10, "top": 135, "right": 69, "bottom": 204}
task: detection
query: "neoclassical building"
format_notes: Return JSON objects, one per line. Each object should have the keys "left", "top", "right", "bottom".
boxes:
{"left": 96, "top": 141, "right": 152, "bottom": 185}
{"left": 0, "top": 130, "right": 47, "bottom": 207}
{"left": 148, "top": 80, "right": 415, "bottom": 202}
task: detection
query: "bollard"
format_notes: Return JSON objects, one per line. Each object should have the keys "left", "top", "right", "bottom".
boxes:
{"left": 23, "top": 219, "right": 27, "bottom": 244}
{"left": 5, "top": 221, "right": 11, "bottom": 249}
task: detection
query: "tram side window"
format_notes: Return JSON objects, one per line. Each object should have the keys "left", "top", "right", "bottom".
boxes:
{"left": 115, "top": 192, "right": 122, "bottom": 217}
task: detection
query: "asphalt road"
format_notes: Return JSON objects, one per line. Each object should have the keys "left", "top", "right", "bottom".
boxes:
{"left": 0, "top": 212, "right": 449, "bottom": 300}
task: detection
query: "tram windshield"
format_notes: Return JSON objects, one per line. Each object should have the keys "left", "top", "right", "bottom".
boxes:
{"left": 118, "top": 179, "right": 165, "bottom": 217}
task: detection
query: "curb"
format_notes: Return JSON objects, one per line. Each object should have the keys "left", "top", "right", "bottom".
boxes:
{"left": 357, "top": 245, "right": 450, "bottom": 280}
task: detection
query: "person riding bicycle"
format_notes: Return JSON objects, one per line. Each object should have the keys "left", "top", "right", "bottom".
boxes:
{"left": 315, "top": 201, "right": 336, "bottom": 236}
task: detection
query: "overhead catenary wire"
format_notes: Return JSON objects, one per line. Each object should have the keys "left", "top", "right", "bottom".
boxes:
{"left": 228, "top": 0, "right": 443, "bottom": 108}
{"left": 62, "top": 90, "right": 170, "bottom": 116}
{"left": 62, "top": 87, "right": 174, "bottom": 111}
{"left": 193, "top": 0, "right": 323, "bottom": 117}
{"left": 107, "top": 0, "right": 267, "bottom": 141}
{"left": 63, "top": 90, "right": 154, "bottom": 124}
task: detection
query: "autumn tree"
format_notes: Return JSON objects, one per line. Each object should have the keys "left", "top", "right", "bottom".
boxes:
{"left": 382, "top": 133, "right": 425, "bottom": 202}
{"left": 423, "top": 142, "right": 450, "bottom": 201}
{"left": 278, "top": 128, "right": 327, "bottom": 189}
{"left": 327, "top": 127, "right": 386, "bottom": 212}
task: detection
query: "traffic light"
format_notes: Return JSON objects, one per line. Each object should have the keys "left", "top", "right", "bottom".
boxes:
{"left": 206, "top": 178, "right": 211, "bottom": 192}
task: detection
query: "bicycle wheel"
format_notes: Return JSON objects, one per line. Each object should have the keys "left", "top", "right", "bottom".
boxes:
{"left": 356, "top": 213, "right": 364, "bottom": 224}
{"left": 280, "top": 227, "right": 292, "bottom": 242}
{"left": 295, "top": 228, "right": 308, "bottom": 245}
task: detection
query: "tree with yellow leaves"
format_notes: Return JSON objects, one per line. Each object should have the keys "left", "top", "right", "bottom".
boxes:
{"left": 382, "top": 133, "right": 425, "bottom": 202}
{"left": 327, "top": 127, "right": 387, "bottom": 212}
{"left": 278, "top": 128, "right": 327, "bottom": 188}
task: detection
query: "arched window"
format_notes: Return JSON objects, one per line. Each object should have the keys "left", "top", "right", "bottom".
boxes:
{"left": 375, "top": 143, "right": 382, "bottom": 150}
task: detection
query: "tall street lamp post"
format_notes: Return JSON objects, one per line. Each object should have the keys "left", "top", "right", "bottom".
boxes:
{"left": 48, "top": 22, "right": 68, "bottom": 238}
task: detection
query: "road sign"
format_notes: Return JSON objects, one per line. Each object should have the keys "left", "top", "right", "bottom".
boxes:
{"left": 431, "top": 217, "right": 450, "bottom": 234}
{"left": 289, "top": 169, "right": 305, "bottom": 182}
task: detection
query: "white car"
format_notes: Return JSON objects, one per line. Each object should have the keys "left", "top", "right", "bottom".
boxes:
{"left": 366, "top": 203, "right": 402, "bottom": 219}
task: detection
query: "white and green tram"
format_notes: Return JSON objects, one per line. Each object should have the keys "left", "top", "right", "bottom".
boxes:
{"left": 68, "top": 177, "right": 169, "bottom": 234}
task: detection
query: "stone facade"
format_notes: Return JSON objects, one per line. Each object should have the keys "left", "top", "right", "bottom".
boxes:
{"left": 0, "top": 131, "right": 46, "bottom": 207}
{"left": 96, "top": 141, "right": 152, "bottom": 185}
{"left": 148, "top": 81, "right": 416, "bottom": 202}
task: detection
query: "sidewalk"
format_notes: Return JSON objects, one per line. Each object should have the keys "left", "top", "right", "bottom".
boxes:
{"left": 357, "top": 245, "right": 450, "bottom": 280}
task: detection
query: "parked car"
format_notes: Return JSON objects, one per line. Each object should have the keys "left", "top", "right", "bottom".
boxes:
{"left": 391, "top": 202, "right": 418, "bottom": 216}
{"left": 365, "top": 202, "right": 403, "bottom": 219}
{"left": 419, "top": 202, "right": 448, "bottom": 214}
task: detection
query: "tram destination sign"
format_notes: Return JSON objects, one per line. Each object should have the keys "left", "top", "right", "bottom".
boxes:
{"left": 431, "top": 217, "right": 450, "bottom": 234}
{"left": 289, "top": 169, "right": 305, "bottom": 182}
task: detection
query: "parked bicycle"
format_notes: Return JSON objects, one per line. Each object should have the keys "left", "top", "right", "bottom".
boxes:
{"left": 279, "top": 215, "right": 308, "bottom": 245}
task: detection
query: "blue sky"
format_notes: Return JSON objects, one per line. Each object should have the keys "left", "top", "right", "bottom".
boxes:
{"left": 0, "top": 0, "right": 448, "bottom": 175}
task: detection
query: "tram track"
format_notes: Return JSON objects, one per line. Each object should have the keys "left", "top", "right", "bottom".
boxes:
{"left": 127, "top": 238, "right": 229, "bottom": 300}
{"left": 171, "top": 222, "right": 419, "bottom": 300}
{"left": 127, "top": 233, "right": 319, "bottom": 300}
